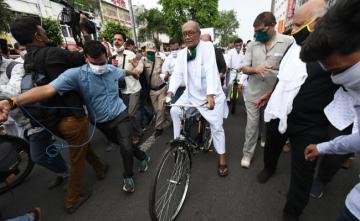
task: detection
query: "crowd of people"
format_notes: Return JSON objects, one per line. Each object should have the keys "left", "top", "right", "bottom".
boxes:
{"left": 0, "top": 0, "right": 359, "bottom": 220}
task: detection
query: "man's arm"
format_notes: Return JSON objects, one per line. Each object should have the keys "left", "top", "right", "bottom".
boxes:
{"left": 167, "top": 53, "right": 183, "bottom": 97}
{"left": 242, "top": 43, "right": 271, "bottom": 75}
{"left": 305, "top": 106, "right": 360, "bottom": 160}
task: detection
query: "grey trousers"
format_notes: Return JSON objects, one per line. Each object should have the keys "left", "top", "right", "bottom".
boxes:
{"left": 243, "top": 99, "right": 266, "bottom": 158}
{"left": 122, "top": 91, "right": 142, "bottom": 136}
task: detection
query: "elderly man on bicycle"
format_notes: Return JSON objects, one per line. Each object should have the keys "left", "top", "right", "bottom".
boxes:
{"left": 165, "top": 20, "right": 229, "bottom": 176}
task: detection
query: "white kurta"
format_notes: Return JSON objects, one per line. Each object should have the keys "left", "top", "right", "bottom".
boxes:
{"left": 168, "top": 41, "right": 228, "bottom": 154}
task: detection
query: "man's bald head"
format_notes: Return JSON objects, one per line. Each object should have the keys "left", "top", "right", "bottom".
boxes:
{"left": 292, "top": 0, "right": 328, "bottom": 31}
{"left": 182, "top": 20, "right": 201, "bottom": 48}
{"left": 200, "top": 34, "right": 212, "bottom": 42}
{"left": 182, "top": 20, "right": 201, "bottom": 33}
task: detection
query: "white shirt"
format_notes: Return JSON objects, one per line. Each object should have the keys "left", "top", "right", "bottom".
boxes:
{"left": 227, "top": 48, "right": 244, "bottom": 69}
{"left": 161, "top": 51, "right": 185, "bottom": 87}
{"left": 115, "top": 50, "right": 141, "bottom": 94}
{"left": 0, "top": 57, "right": 25, "bottom": 98}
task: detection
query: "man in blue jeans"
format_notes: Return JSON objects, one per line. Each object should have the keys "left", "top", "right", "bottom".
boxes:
{"left": 0, "top": 40, "right": 149, "bottom": 193}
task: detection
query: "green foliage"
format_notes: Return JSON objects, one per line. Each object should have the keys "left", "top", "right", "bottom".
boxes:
{"left": 219, "top": 34, "right": 238, "bottom": 48}
{"left": 215, "top": 10, "right": 240, "bottom": 47}
{"left": 42, "top": 18, "right": 63, "bottom": 47}
{"left": 136, "top": 8, "right": 168, "bottom": 42}
{"left": 159, "top": 0, "right": 219, "bottom": 40}
{"left": 100, "top": 22, "right": 131, "bottom": 43}
{"left": 0, "top": 0, "right": 13, "bottom": 32}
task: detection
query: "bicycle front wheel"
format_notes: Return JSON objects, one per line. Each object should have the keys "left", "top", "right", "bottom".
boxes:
{"left": 149, "top": 142, "right": 191, "bottom": 221}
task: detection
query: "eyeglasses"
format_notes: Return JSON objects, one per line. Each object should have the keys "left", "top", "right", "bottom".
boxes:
{"left": 182, "top": 31, "right": 198, "bottom": 38}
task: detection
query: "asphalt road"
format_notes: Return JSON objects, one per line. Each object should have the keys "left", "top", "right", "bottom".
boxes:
{"left": 1, "top": 104, "right": 359, "bottom": 221}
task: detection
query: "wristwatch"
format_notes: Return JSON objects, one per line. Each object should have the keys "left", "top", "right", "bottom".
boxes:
{"left": 6, "top": 98, "right": 17, "bottom": 110}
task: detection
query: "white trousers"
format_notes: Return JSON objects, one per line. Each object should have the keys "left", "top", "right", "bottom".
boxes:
{"left": 170, "top": 93, "right": 227, "bottom": 154}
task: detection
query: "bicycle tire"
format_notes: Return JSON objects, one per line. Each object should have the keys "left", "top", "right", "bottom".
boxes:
{"left": 0, "top": 135, "right": 34, "bottom": 195}
{"left": 230, "top": 83, "right": 238, "bottom": 114}
{"left": 149, "top": 141, "right": 192, "bottom": 221}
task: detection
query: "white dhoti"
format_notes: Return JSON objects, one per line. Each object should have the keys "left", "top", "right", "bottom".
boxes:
{"left": 170, "top": 93, "right": 228, "bottom": 155}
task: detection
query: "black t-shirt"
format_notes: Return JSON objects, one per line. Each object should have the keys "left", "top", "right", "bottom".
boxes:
{"left": 287, "top": 62, "right": 338, "bottom": 133}
{"left": 24, "top": 46, "right": 86, "bottom": 117}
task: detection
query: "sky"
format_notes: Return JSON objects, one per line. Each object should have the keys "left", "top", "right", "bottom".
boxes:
{"left": 132, "top": 0, "right": 272, "bottom": 41}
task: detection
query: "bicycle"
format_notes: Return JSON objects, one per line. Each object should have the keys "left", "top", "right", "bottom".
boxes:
{"left": 0, "top": 124, "right": 34, "bottom": 195}
{"left": 149, "top": 103, "right": 213, "bottom": 221}
{"left": 228, "top": 68, "right": 242, "bottom": 115}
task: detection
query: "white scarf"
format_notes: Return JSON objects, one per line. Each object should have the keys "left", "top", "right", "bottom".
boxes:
{"left": 264, "top": 43, "right": 308, "bottom": 134}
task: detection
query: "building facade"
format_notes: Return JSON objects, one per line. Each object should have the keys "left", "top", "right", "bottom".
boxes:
{"left": 100, "top": 0, "right": 131, "bottom": 28}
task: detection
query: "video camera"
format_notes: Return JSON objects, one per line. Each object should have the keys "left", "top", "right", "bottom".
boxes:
{"left": 53, "top": 0, "right": 97, "bottom": 46}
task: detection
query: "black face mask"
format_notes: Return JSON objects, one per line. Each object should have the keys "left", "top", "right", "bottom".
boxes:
{"left": 292, "top": 26, "right": 311, "bottom": 46}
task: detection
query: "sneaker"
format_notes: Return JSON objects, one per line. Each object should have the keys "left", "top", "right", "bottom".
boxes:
{"left": 28, "top": 207, "right": 42, "bottom": 221}
{"left": 241, "top": 155, "right": 252, "bottom": 168}
{"left": 123, "top": 177, "right": 135, "bottom": 193}
{"left": 257, "top": 168, "right": 275, "bottom": 184}
{"left": 138, "top": 156, "right": 151, "bottom": 172}
{"left": 310, "top": 179, "right": 324, "bottom": 199}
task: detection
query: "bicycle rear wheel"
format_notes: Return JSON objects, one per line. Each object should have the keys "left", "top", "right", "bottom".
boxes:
{"left": 0, "top": 135, "right": 34, "bottom": 194}
{"left": 149, "top": 142, "right": 191, "bottom": 221}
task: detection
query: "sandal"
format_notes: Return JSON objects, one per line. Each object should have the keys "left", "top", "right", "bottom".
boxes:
{"left": 218, "top": 164, "right": 229, "bottom": 177}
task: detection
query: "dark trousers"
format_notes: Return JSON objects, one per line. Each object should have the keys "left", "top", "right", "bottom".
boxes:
{"left": 139, "top": 88, "right": 154, "bottom": 128}
{"left": 338, "top": 207, "right": 359, "bottom": 221}
{"left": 263, "top": 119, "right": 352, "bottom": 217}
{"left": 96, "top": 111, "right": 146, "bottom": 178}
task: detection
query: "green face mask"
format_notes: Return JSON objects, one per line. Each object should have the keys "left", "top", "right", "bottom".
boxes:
{"left": 146, "top": 52, "right": 155, "bottom": 62}
{"left": 255, "top": 31, "right": 271, "bottom": 43}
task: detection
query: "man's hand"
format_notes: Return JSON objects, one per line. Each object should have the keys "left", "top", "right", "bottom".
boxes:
{"left": 0, "top": 100, "right": 11, "bottom": 123}
{"left": 219, "top": 72, "right": 225, "bottom": 78}
{"left": 129, "top": 57, "right": 139, "bottom": 67}
{"left": 162, "top": 93, "right": 173, "bottom": 109}
{"left": 255, "top": 65, "right": 272, "bottom": 75}
{"left": 207, "top": 95, "right": 215, "bottom": 110}
{"left": 304, "top": 144, "right": 320, "bottom": 161}
{"left": 255, "top": 91, "right": 272, "bottom": 108}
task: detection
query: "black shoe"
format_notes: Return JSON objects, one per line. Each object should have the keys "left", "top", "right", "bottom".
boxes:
{"left": 154, "top": 129, "right": 163, "bottom": 138}
{"left": 310, "top": 178, "right": 324, "bottom": 199}
{"left": 65, "top": 191, "right": 92, "bottom": 214}
{"left": 257, "top": 168, "right": 275, "bottom": 184}
{"left": 282, "top": 212, "right": 299, "bottom": 221}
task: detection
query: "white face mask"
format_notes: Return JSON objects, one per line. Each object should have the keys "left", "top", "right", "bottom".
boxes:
{"left": 89, "top": 63, "right": 108, "bottom": 75}
{"left": 19, "top": 50, "right": 27, "bottom": 58}
{"left": 331, "top": 61, "right": 360, "bottom": 105}
{"left": 115, "top": 43, "right": 125, "bottom": 53}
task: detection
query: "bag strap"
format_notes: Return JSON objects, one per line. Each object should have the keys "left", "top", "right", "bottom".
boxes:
{"left": 122, "top": 54, "right": 126, "bottom": 69}
{"left": 6, "top": 61, "right": 21, "bottom": 79}
{"left": 148, "top": 59, "right": 156, "bottom": 88}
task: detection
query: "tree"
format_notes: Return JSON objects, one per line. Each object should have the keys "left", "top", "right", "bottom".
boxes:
{"left": 0, "top": 0, "right": 12, "bottom": 32}
{"left": 215, "top": 10, "right": 240, "bottom": 47}
{"left": 218, "top": 34, "right": 238, "bottom": 48}
{"left": 99, "top": 22, "right": 131, "bottom": 43}
{"left": 42, "top": 18, "right": 63, "bottom": 47}
{"left": 136, "top": 8, "right": 168, "bottom": 42}
{"left": 159, "top": 0, "right": 219, "bottom": 40}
